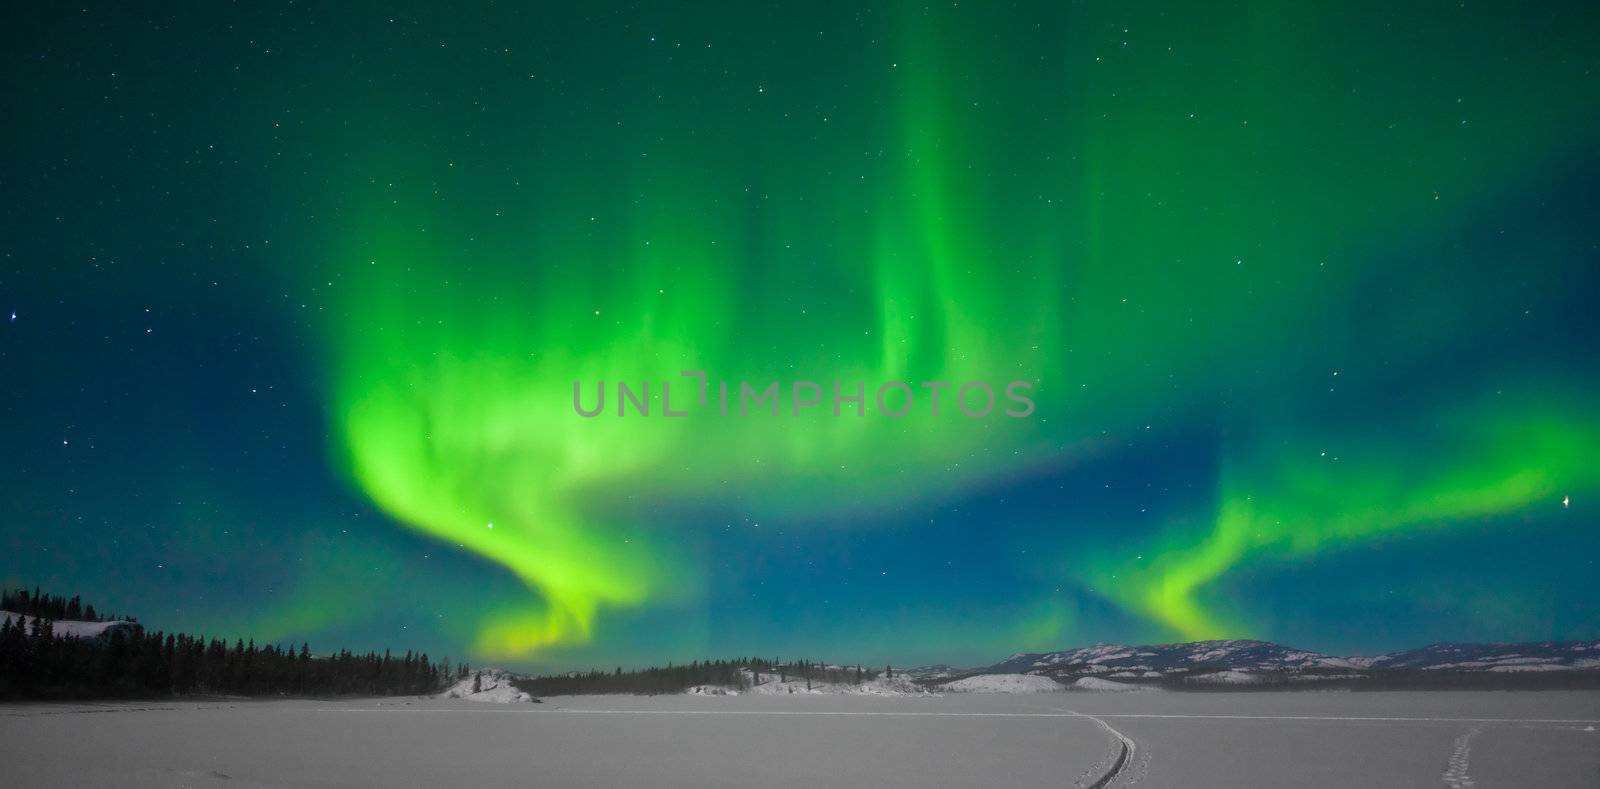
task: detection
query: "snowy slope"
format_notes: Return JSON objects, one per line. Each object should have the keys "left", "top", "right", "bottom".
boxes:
{"left": 1070, "top": 677, "right": 1155, "bottom": 691}
{"left": 437, "top": 669, "right": 537, "bottom": 703}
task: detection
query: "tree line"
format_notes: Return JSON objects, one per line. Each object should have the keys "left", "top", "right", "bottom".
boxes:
{"left": 1, "top": 587, "right": 125, "bottom": 624}
{"left": 0, "top": 589, "right": 466, "bottom": 700}
{"left": 515, "top": 657, "right": 891, "bottom": 696}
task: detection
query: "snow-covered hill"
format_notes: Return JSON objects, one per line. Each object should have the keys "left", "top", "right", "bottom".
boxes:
{"left": 2, "top": 611, "right": 139, "bottom": 641}
{"left": 1367, "top": 640, "right": 1600, "bottom": 672}
{"left": 901, "top": 664, "right": 963, "bottom": 681}
{"left": 437, "top": 669, "right": 538, "bottom": 703}
{"left": 1069, "top": 676, "right": 1155, "bottom": 691}
{"left": 982, "top": 639, "right": 1361, "bottom": 678}
{"left": 939, "top": 673, "right": 1065, "bottom": 693}
{"left": 930, "top": 638, "right": 1600, "bottom": 687}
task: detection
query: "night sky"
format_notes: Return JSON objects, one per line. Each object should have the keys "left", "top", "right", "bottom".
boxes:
{"left": 3, "top": 2, "right": 1598, "bottom": 671}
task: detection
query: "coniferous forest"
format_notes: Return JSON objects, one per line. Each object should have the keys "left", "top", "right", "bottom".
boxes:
{"left": 515, "top": 657, "right": 888, "bottom": 696}
{"left": 0, "top": 588, "right": 464, "bottom": 700}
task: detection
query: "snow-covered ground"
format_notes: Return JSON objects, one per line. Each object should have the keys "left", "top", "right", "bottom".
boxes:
{"left": 2, "top": 691, "right": 1596, "bottom": 788}
{"left": 436, "top": 668, "right": 536, "bottom": 703}
{"left": 938, "top": 673, "right": 1065, "bottom": 693}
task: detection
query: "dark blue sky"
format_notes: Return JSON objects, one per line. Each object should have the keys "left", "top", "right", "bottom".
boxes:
{"left": 3, "top": 1, "right": 1598, "bottom": 670}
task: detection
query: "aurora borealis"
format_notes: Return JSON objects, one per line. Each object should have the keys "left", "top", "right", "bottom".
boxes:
{"left": 3, "top": 1, "right": 1598, "bottom": 669}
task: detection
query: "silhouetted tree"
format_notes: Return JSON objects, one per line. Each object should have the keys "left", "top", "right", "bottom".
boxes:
{"left": 0, "top": 588, "right": 455, "bottom": 700}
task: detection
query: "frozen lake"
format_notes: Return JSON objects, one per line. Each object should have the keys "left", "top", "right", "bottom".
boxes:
{"left": 1, "top": 691, "right": 1597, "bottom": 787}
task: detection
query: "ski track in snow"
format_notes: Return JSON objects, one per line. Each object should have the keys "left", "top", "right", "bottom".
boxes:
{"left": 1441, "top": 725, "right": 1480, "bottom": 788}
{"left": 1057, "top": 707, "right": 1143, "bottom": 788}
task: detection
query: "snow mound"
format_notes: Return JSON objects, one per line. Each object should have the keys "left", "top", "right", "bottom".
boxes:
{"left": 939, "top": 673, "right": 1065, "bottom": 693}
{"left": 437, "top": 669, "right": 536, "bottom": 703}
{"left": 1069, "top": 677, "right": 1154, "bottom": 692}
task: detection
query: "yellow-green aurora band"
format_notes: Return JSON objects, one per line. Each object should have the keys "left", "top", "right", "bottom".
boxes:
{"left": 310, "top": 1, "right": 1600, "bottom": 657}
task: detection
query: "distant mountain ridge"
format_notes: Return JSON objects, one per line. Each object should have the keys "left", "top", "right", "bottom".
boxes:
{"left": 1366, "top": 641, "right": 1600, "bottom": 672}
{"left": 905, "top": 638, "right": 1600, "bottom": 684}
